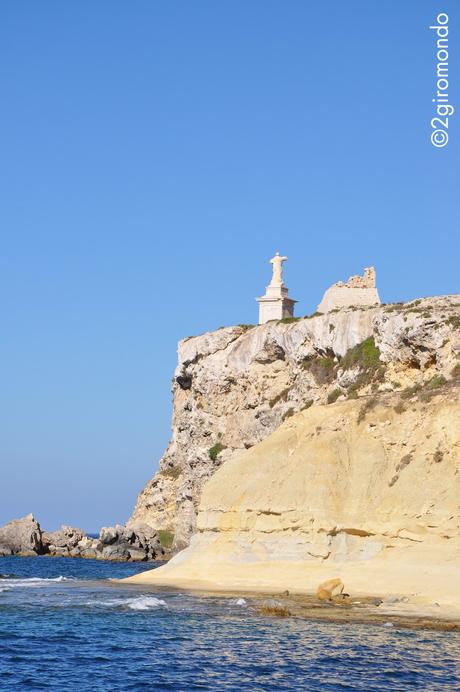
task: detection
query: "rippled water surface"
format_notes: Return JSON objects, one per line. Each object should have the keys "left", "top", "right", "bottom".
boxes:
{"left": 1, "top": 556, "right": 459, "bottom": 690}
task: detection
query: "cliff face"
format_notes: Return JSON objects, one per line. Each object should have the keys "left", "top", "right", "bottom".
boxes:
{"left": 125, "top": 388, "right": 460, "bottom": 612}
{"left": 129, "top": 295, "right": 460, "bottom": 551}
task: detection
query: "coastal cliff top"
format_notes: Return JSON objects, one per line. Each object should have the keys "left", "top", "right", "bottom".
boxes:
{"left": 177, "top": 294, "right": 460, "bottom": 367}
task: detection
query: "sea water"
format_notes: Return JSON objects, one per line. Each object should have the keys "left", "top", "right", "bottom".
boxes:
{"left": 0, "top": 557, "right": 459, "bottom": 691}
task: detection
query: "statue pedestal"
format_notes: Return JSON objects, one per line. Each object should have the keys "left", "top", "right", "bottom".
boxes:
{"left": 256, "top": 284, "right": 297, "bottom": 324}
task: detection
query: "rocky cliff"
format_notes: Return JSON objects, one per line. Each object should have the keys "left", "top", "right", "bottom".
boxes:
{"left": 129, "top": 295, "right": 460, "bottom": 551}
{"left": 125, "top": 386, "right": 460, "bottom": 613}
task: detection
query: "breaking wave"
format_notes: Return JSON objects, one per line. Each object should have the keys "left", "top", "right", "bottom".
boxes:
{"left": 0, "top": 576, "right": 73, "bottom": 588}
{"left": 88, "top": 595, "right": 168, "bottom": 610}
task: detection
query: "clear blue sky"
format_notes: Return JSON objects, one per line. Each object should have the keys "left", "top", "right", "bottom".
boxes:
{"left": 1, "top": 1, "right": 458, "bottom": 531}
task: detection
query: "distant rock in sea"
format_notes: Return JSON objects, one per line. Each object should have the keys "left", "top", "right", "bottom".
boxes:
{"left": 0, "top": 515, "right": 166, "bottom": 562}
{"left": 0, "top": 513, "right": 42, "bottom": 557}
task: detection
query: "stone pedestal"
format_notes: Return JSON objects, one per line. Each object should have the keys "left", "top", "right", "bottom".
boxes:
{"left": 257, "top": 284, "right": 297, "bottom": 324}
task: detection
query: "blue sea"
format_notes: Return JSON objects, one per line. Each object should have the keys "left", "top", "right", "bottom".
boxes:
{"left": 1, "top": 557, "right": 459, "bottom": 691}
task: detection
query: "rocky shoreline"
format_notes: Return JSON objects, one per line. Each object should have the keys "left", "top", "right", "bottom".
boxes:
{"left": 122, "top": 384, "right": 460, "bottom": 617}
{"left": 0, "top": 514, "right": 168, "bottom": 562}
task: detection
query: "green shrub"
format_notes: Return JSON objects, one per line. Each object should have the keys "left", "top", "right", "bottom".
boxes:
{"left": 426, "top": 374, "right": 447, "bottom": 389}
{"left": 279, "top": 316, "right": 301, "bottom": 324}
{"left": 393, "top": 402, "right": 405, "bottom": 414}
{"left": 160, "top": 467, "right": 181, "bottom": 480}
{"left": 357, "top": 396, "right": 378, "bottom": 423}
{"left": 400, "top": 383, "right": 422, "bottom": 399}
{"left": 302, "top": 356, "right": 335, "bottom": 384}
{"left": 447, "top": 315, "right": 460, "bottom": 328}
{"left": 396, "top": 453, "right": 412, "bottom": 473}
{"left": 327, "top": 388, "right": 342, "bottom": 404}
{"left": 269, "top": 387, "right": 291, "bottom": 408}
{"left": 302, "top": 399, "right": 314, "bottom": 410}
{"left": 384, "top": 302, "right": 404, "bottom": 312}
{"left": 341, "top": 337, "right": 381, "bottom": 371}
{"left": 338, "top": 338, "right": 385, "bottom": 394}
{"left": 158, "top": 530, "right": 174, "bottom": 549}
{"left": 282, "top": 407, "right": 295, "bottom": 420}
{"left": 451, "top": 363, "right": 460, "bottom": 377}
{"left": 208, "top": 442, "right": 226, "bottom": 461}
{"left": 302, "top": 355, "right": 333, "bottom": 370}
{"left": 305, "top": 311, "right": 323, "bottom": 319}
{"left": 404, "top": 302, "right": 431, "bottom": 315}
{"left": 419, "top": 390, "right": 434, "bottom": 403}
{"left": 347, "top": 388, "right": 358, "bottom": 400}
{"left": 238, "top": 324, "right": 255, "bottom": 330}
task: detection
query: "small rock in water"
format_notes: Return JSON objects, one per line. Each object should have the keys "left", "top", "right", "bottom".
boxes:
{"left": 259, "top": 599, "right": 291, "bottom": 617}
{"left": 384, "top": 621, "right": 394, "bottom": 627}
{"left": 235, "top": 598, "right": 246, "bottom": 606}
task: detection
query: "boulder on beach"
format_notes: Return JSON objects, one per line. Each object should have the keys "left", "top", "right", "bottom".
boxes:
{"left": 317, "top": 578, "right": 344, "bottom": 601}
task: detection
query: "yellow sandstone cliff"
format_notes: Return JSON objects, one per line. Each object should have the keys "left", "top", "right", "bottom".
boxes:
{"left": 129, "top": 295, "right": 460, "bottom": 554}
{"left": 125, "top": 386, "right": 460, "bottom": 613}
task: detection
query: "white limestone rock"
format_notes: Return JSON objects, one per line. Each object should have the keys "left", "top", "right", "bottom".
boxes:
{"left": 128, "top": 295, "right": 460, "bottom": 552}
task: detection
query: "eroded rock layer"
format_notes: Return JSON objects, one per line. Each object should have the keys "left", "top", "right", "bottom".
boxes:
{"left": 125, "top": 387, "right": 460, "bottom": 609}
{"left": 129, "top": 295, "right": 460, "bottom": 551}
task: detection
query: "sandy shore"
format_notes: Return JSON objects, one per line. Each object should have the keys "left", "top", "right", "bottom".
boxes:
{"left": 120, "top": 547, "right": 460, "bottom": 628}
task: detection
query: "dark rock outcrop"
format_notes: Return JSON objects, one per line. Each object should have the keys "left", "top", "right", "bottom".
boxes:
{"left": 0, "top": 514, "right": 43, "bottom": 556}
{"left": 42, "top": 525, "right": 86, "bottom": 557}
{"left": 0, "top": 515, "right": 167, "bottom": 562}
{"left": 93, "top": 523, "right": 165, "bottom": 561}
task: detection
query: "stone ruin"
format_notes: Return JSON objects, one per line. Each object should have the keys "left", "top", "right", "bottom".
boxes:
{"left": 317, "top": 266, "right": 381, "bottom": 313}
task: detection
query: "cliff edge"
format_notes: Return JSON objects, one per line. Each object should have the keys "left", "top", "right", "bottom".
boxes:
{"left": 128, "top": 295, "right": 460, "bottom": 552}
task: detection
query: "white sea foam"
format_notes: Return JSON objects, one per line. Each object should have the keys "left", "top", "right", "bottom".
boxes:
{"left": 0, "top": 576, "right": 72, "bottom": 588}
{"left": 127, "top": 596, "right": 167, "bottom": 610}
{"left": 88, "top": 595, "right": 167, "bottom": 610}
{"left": 230, "top": 598, "right": 247, "bottom": 606}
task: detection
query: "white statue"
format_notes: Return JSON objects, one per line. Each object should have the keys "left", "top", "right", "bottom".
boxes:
{"left": 269, "top": 251, "right": 288, "bottom": 287}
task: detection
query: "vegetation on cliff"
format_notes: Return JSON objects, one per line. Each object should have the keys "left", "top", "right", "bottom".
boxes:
{"left": 128, "top": 295, "right": 460, "bottom": 553}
